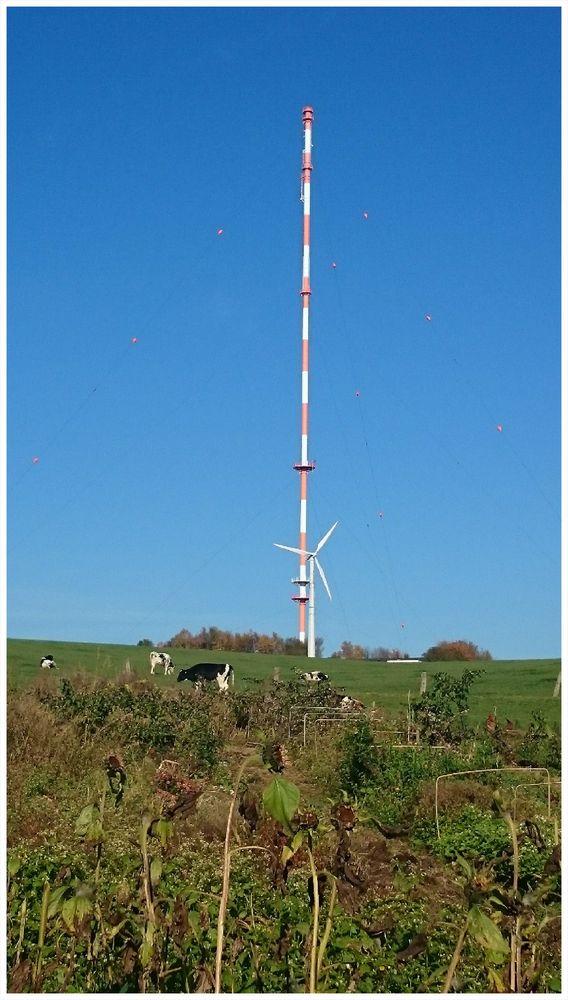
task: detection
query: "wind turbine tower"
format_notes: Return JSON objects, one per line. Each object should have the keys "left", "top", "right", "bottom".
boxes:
{"left": 275, "top": 521, "right": 339, "bottom": 658}
{"left": 291, "top": 105, "right": 316, "bottom": 645}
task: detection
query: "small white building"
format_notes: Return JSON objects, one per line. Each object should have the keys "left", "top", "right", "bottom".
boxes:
{"left": 386, "top": 658, "right": 422, "bottom": 663}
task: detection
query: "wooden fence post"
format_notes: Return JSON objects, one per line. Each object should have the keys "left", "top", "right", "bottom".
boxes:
{"left": 420, "top": 671, "right": 427, "bottom": 695}
{"left": 553, "top": 671, "right": 561, "bottom": 697}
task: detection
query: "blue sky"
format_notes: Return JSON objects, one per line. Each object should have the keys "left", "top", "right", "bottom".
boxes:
{"left": 7, "top": 5, "right": 561, "bottom": 659}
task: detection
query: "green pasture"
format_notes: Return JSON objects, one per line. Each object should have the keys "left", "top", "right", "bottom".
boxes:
{"left": 6, "top": 638, "right": 561, "bottom": 729}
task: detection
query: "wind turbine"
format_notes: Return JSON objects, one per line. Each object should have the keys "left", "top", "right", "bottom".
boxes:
{"left": 274, "top": 521, "right": 339, "bottom": 658}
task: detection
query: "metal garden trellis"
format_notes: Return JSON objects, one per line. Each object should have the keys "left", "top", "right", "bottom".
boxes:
{"left": 434, "top": 766, "right": 552, "bottom": 839}
{"left": 511, "top": 778, "right": 560, "bottom": 821}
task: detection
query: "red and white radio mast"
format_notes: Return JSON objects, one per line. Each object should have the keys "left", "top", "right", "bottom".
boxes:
{"left": 291, "top": 106, "right": 316, "bottom": 644}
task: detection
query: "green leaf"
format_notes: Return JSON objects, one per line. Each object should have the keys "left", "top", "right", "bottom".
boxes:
{"left": 140, "top": 939, "right": 153, "bottom": 968}
{"left": 467, "top": 906, "right": 509, "bottom": 954}
{"left": 150, "top": 817, "right": 173, "bottom": 847}
{"left": 485, "top": 948, "right": 509, "bottom": 967}
{"left": 140, "top": 922, "right": 155, "bottom": 967}
{"left": 7, "top": 857, "right": 21, "bottom": 878}
{"left": 139, "top": 810, "right": 154, "bottom": 847}
{"left": 61, "top": 898, "right": 75, "bottom": 928}
{"left": 61, "top": 895, "right": 93, "bottom": 931}
{"left": 282, "top": 829, "right": 304, "bottom": 864}
{"left": 75, "top": 803, "right": 99, "bottom": 837}
{"left": 150, "top": 857, "right": 162, "bottom": 886}
{"left": 488, "top": 894, "right": 507, "bottom": 911}
{"left": 291, "top": 830, "right": 304, "bottom": 852}
{"left": 262, "top": 776, "right": 300, "bottom": 834}
{"left": 75, "top": 894, "right": 93, "bottom": 921}
{"left": 87, "top": 820, "right": 104, "bottom": 844}
{"left": 47, "top": 885, "right": 70, "bottom": 918}
{"left": 487, "top": 967, "right": 507, "bottom": 992}
{"left": 454, "top": 855, "right": 473, "bottom": 880}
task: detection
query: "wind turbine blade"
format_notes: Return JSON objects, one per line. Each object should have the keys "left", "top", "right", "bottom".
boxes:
{"left": 274, "top": 543, "right": 309, "bottom": 557}
{"left": 314, "top": 520, "right": 339, "bottom": 555}
{"left": 315, "top": 557, "right": 332, "bottom": 600}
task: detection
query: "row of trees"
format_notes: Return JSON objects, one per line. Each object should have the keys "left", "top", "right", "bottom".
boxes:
{"left": 330, "top": 642, "right": 411, "bottom": 661}
{"left": 330, "top": 639, "right": 492, "bottom": 662}
{"left": 140, "top": 631, "right": 492, "bottom": 663}
{"left": 140, "top": 627, "right": 319, "bottom": 657}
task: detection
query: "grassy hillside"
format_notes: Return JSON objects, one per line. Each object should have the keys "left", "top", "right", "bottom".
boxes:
{"left": 7, "top": 638, "right": 561, "bottom": 729}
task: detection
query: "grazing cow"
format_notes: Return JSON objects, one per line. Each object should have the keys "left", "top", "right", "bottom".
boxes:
{"left": 40, "top": 654, "right": 57, "bottom": 669}
{"left": 150, "top": 651, "right": 174, "bottom": 676}
{"left": 300, "top": 670, "right": 329, "bottom": 683}
{"left": 339, "top": 695, "right": 365, "bottom": 711}
{"left": 177, "top": 663, "right": 234, "bottom": 692}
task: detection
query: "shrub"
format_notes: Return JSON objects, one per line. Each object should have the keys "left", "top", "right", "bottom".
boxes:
{"left": 422, "top": 640, "right": 492, "bottom": 662}
{"left": 337, "top": 719, "right": 380, "bottom": 795}
{"left": 231, "top": 677, "right": 342, "bottom": 739}
{"left": 517, "top": 712, "right": 561, "bottom": 772}
{"left": 411, "top": 669, "right": 483, "bottom": 745}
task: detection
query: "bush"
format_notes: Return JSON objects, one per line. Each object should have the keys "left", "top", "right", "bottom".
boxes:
{"left": 411, "top": 669, "right": 483, "bottom": 745}
{"left": 35, "top": 678, "right": 226, "bottom": 776}
{"left": 231, "top": 677, "right": 342, "bottom": 739}
{"left": 422, "top": 640, "right": 492, "bottom": 662}
{"left": 337, "top": 719, "right": 380, "bottom": 795}
{"left": 517, "top": 712, "right": 561, "bottom": 771}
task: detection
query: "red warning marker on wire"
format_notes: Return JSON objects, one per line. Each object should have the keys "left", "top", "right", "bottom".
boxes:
{"left": 217, "top": 228, "right": 224, "bottom": 236}
{"left": 31, "top": 456, "right": 40, "bottom": 465}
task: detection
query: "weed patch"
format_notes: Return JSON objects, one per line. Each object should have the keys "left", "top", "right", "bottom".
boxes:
{"left": 6, "top": 673, "right": 561, "bottom": 993}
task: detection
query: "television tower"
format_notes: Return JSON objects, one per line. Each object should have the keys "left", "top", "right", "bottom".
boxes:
{"left": 291, "top": 106, "right": 316, "bottom": 644}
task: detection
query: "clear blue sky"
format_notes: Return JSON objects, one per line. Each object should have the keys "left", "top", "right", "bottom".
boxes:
{"left": 7, "top": 6, "right": 561, "bottom": 659}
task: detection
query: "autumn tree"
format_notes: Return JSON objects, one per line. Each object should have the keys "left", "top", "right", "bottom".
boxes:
{"left": 255, "top": 632, "right": 286, "bottom": 655}
{"left": 422, "top": 639, "right": 492, "bottom": 662}
{"left": 368, "top": 647, "right": 409, "bottom": 661}
{"left": 331, "top": 641, "right": 368, "bottom": 660}
{"left": 168, "top": 628, "right": 193, "bottom": 648}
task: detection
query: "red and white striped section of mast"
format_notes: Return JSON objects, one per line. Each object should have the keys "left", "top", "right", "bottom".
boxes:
{"left": 292, "top": 106, "right": 316, "bottom": 643}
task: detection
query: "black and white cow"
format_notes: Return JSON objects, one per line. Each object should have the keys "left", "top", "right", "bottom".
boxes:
{"left": 177, "top": 663, "right": 234, "bottom": 692}
{"left": 339, "top": 694, "right": 365, "bottom": 711}
{"left": 150, "top": 651, "right": 174, "bottom": 676}
{"left": 40, "top": 654, "right": 57, "bottom": 669}
{"left": 300, "top": 670, "right": 329, "bottom": 683}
